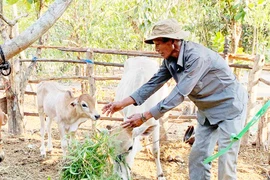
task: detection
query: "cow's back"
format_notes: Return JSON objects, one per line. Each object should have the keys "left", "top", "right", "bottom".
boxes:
{"left": 115, "top": 57, "right": 168, "bottom": 119}
{"left": 37, "top": 81, "right": 71, "bottom": 119}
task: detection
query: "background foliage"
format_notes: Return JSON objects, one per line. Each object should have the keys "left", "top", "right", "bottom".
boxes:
{"left": 2, "top": 0, "right": 270, "bottom": 61}
{"left": 1, "top": 0, "right": 270, "bottom": 75}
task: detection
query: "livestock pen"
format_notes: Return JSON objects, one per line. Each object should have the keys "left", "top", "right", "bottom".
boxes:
{"left": 0, "top": 46, "right": 269, "bottom": 179}
{"left": 10, "top": 45, "right": 270, "bottom": 147}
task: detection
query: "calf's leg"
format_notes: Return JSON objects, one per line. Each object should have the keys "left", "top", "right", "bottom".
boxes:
{"left": 46, "top": 117, "right": 53, "bottom": 153}
{"left": 58, "top": 122, "right": 68, "bottom": 156}
{"left": 39, "top": 110, "right": 47, "bottom": 157}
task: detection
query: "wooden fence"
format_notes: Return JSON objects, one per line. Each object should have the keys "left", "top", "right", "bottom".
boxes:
{"left": 21, "top": 46, "right": 270, "bottom": 114}
{"left": 17, "top": 46, "right": 270, "bottom": 148}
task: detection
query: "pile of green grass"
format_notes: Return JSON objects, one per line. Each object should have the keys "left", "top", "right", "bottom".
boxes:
{"left": 60, "top": 131, "right": 122, "bottom": 180}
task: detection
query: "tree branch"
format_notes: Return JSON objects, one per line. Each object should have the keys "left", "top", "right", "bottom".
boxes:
{"left": 0, "top": 13, "right": 28, "bottom": 27}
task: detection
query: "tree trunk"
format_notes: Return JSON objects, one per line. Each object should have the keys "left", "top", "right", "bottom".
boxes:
{"left": 251, "top": 26, "right": 257, "bottom": 55}
{"left": 1, "top": 0, "right": 73, "bottom": 135}
{"left": 256, "top": 102, "right": 268, "bottom": 150}
{"left": 231, "top": 21, "right": 242, "bottom": 55}
{"left": 0, "top": 0, "right": 73, "bottom": 63}
{"left": 231, "top": 21, "right": 242, "bottom": 78}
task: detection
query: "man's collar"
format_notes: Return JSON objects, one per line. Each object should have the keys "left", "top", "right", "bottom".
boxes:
{"left": 177, "top": 41, "right": 184, "bottom": 67}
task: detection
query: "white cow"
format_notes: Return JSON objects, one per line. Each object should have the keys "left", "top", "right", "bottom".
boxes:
{"left": 37, "top": 81, "right": 100, "bottom": 157}
{"left": 114, "top": 57, "right": 168, "bottom": 180}
{"left": 110, "top": 124, "right": 157, "bottom": 180}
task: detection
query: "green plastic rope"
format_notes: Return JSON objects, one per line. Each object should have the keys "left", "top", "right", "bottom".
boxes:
{"left": 203, "top": 100, "right": 270, "bottom": 164}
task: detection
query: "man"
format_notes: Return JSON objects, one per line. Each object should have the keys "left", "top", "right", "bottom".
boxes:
{"left": 102, "top": 18, "right": 248, "bottom": 180}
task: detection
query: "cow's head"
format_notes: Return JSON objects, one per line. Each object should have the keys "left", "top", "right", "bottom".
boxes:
{"left": 109, "top": 124, "right": 156, "bottom": 180}
{"left": 70, "top": 94, "right": 100, "bottom": 121}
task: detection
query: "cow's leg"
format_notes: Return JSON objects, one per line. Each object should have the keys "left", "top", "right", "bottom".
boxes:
{"left": 39, "top": 109, "right": 47, "bottom": 157}
{"left": 58, "top": 122, "right": 68, "bottom": 156}
{"left": 46, "top": 117, "right": 53, "bottom": 153}
{"left": 68, "top": 131, "right": 76, "bottom": 146}
{"left": 152, "top": 123, "right": 166, "bottom": 180}
{"left": 159, "top": 115, "right": 169, "bottom": 142}
{"left": 141, "top": 136, "right": 152, "bottom": 156}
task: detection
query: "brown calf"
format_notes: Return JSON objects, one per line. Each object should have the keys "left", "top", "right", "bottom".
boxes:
{"left": 37, "top": 81, "right": 100, "bottom": 157}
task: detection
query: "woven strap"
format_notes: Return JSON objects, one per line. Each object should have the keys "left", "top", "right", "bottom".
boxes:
{"left": 204, "top": 100, "right": 270, "bottom": 164}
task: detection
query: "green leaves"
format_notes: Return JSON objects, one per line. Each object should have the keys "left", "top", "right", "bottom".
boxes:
{"left": 258, "top": 0, "right": 265, "bottom": 4}
{"left": 234, "top": 7, "right": 246, "bottom": 21}
{"left": 211, "top": 32, "right": 225, "bottom": 52}
{"left": 5, "top": 0, "right": 36, "bottom": 5}
{"left": 5, "top": 0, "right": 19, "bottom": 5}
{"left": 60, "top": 132, "right": 122, "bottom": 180}
{"left": 4, "top": 0, "right": 46, "bottom": 12}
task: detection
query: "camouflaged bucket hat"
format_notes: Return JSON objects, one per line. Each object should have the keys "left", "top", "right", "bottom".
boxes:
{"left": 144, "top": 18, "right": 190, "bottom": 44}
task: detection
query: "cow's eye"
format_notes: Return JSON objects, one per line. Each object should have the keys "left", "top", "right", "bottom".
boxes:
{"left": 82, "top": 103, "right": 88, "bottom": 108}
{"left": 128, "top": 146, "right": 133, "bottom": 151}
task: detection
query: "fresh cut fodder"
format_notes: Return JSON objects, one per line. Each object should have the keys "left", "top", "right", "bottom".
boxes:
{"left": 60, "top": 131, "right": 122, "bottom": 180}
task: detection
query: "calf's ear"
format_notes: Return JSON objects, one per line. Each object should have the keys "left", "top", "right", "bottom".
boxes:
{"left": 132, "top": 125, "right": 156, "bottom": 138}
{"left": 70, "top": 99, "right": 78, "bottom": 107}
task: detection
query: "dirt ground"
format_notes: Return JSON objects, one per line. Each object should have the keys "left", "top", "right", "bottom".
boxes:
{"left": 0, "top": 119, "right": 269, "bottom": 180}
{"left": 0, "top": 82, "right": 269, "bottom": 180}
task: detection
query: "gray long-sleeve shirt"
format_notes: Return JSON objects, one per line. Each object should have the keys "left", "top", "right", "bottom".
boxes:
{"left": 130, "top": 40, "right": 248, "bottom": 125}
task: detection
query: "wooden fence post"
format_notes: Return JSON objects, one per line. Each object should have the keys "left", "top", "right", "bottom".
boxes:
{"left": 5, "top": 59, "right": 24, "bottom": 135}
{"left": 85, "top": 49, "right": 96, "bottom": 97}
{"left": 85, "top": 49, "right": 97, "bottom": 132}
{"left": 256, "top": 98, "right": 269, "bottom": 150}
{"left": 242, "top": 54, "right": 265, "bottom": 145}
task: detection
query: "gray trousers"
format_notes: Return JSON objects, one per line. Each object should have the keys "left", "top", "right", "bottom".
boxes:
{"left": 189, "top": 108, "right": 247, "bottom": 180}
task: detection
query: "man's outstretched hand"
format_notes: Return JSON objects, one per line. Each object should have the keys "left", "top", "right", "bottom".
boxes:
{"left": 121, "top": 113, "right": 144, "bottom": 128}
{"left": 102, "top": 101, "right": 124, "bottom": 117}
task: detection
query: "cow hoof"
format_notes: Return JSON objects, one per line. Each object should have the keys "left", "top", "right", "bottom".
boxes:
{"left": 158, "top": 177, "right": 166, "bottom": 180}
{"left": 157, "top": 174, "right": 166, "bottom": 180}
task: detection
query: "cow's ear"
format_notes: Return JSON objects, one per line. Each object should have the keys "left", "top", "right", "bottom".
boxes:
{"left": 132, "top": 125, "right": 156, "bottom": 138}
